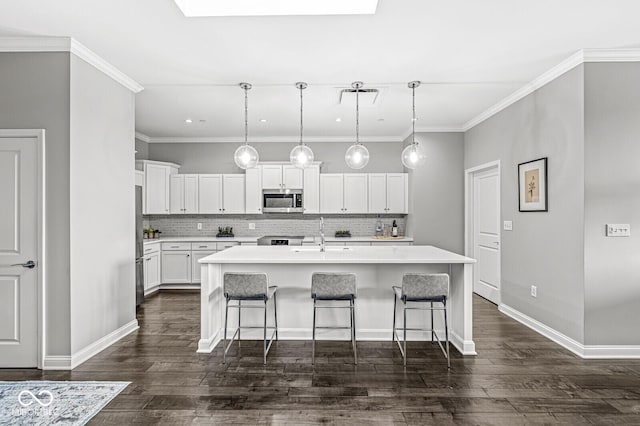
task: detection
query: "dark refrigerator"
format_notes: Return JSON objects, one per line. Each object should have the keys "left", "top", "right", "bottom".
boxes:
{"left": 135, "top": 185, "right": 144, "bottom": 306}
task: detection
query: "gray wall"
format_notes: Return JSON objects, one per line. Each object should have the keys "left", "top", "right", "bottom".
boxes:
{"left": 148, "top": 141, "right": 404, "bottom": 174}
{"left": 464, "top": 66, "right": 586, "bottom": 343}
{"left": 584, "top": 63, "right": 640, "bottom": 345}
{"left": 405, "top": 132, "right": 465, "bottom": 252}
{"left": 69, "top": 56, "right": 136, "bottom": 353}
{"left": 0, "top": 52, "right": 72, "bottom": 356}
{"left": 135, "top": 138, "right": 149, "bottom": 160}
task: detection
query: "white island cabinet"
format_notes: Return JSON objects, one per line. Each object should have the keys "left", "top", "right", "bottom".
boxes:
{"left": 198, "top": 245, "right": 477, "bottom": 356}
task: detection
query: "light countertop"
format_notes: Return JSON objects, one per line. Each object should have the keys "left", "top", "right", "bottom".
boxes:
{"left": 199, "top": 245, "right": 475, "bottom": 264}
{"left": 144, "top": 236, "right": 413, "bottom": 245}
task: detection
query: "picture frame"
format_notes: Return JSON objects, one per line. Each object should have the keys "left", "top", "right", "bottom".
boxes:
{"left": 518, "top": 157, "right": 548, "bottom": 212}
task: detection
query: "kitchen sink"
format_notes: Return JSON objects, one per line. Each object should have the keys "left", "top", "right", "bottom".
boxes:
{"left": 291, "top": 247, "right": 353, "bottom": 253}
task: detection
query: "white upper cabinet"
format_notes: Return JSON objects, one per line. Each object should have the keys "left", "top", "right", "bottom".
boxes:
{"left": 368, "top": 173, "right": 408, "bottom": 214}
{"left": 141, "top": 161, "right": 179, "bottom": 215}
{"left": 261, "top": 164, "right": 303, "bottom": 190}
{"left": 222, "top": 174, "right": 246, "bottom": 214}
{"left": 320, "top": 174, "right": 344, "bottom": 214}
{"left": 343, "top": 174, "right": 368, "bottom": 214}
{"left": 245, "top": 166, "right": 263, "bottom": 214}
{"left": 170, "top": 174, "right": 199, "bottom": 214}
{"left": 303, "top": 164, "right": 320, "bottom": 214}
{"left": 198, "top": 174, "right": 223, "bottom": 214}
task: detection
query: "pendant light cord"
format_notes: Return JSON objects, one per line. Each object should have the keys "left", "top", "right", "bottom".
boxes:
{"left": 300, "top": 85, "right": 304, "bottom": 146}
{"left": 412, "top": 84, "right": 416, "bottom": 145}
{"left": 356, "top": 85, "right": 360, "bottom": 145}
{"left": 244, "top": 85, "right": 249, "bottom": 145}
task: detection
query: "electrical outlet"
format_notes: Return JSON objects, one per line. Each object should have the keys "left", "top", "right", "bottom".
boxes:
{"left": 503, "top": 220, "right": 513, "bottom": 231}
{"left": 606, "top": 224, "right": 631, "bottom": 237}
{"left": 197, "top": 223, "right": 202, "bottom": 231}
{"left": 249, "top": 223, "right": 256, "bottom": 230}
{"left": 531, "top": 285, "right": 537, "bottom": 298}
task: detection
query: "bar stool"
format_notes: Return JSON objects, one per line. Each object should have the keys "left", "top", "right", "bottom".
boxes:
{"left": 392, "top": 273, "right": 450, "bottom": 368}
{"left": 223, "top": 272, "right": 278, "bottom": 365}
{"left": 311, "top": 272, "right": 357, "bottom": 365}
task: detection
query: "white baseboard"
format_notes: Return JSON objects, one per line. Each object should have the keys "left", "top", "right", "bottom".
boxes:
{"left": 159, "top": 284, "right": 200, "bottom": 291}
{"left": 42, "top": 355, "right": 72, "bottom": 370}
{"left": 499, "top": 303, "right": 640, "bottom": 359}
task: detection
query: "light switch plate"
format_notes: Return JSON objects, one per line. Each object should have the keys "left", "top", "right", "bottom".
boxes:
{"left": 197, "top": 223, "right": 202, "bottom": 230}
{"left": 249, "top": 223, "right": 256, "bottom": 230}
{"left": 503, "top": 220, "right": 513, "bottom": 231}
{"left": 606, "top": 224, "right": 631, "bottom": 237}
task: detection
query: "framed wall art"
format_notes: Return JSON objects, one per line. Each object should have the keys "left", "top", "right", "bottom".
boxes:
{"left": 518, "top": 157, "right": 548, "bottom": 212}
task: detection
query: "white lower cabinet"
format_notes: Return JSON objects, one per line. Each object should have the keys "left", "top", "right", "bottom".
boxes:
{"left": 144, "top": 252, "right": 161, "bottom": 291}
{"left": 191, "top": 250, "right": 215, "bottom": 283}
{"left": 161, "top": 250, "right": 192, "bottom": 284}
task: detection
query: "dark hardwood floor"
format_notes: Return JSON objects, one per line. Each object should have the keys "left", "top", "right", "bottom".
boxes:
{"left": 2, "top": 291, "right": 640, "bottom": 424}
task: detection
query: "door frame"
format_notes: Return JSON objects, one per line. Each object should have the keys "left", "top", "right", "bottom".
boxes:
{"left": 0, "top": 129, "right": 46, "bottom": 368}
{"left": 464, "top": 160, "right": 501, "bottom": 305}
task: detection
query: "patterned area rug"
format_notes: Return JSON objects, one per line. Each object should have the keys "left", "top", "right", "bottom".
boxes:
{"left": 0, "top": 381, "right": 129, "bottom": 426}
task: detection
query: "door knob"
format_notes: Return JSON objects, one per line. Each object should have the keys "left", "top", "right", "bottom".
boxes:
{"left": 11, "top": 260, "right": 36, "bottom": 269}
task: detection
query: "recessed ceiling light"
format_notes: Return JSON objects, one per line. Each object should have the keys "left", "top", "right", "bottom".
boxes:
{"left": 173, "top": 0, "right": 379, "bottom": 17}
{"left": 259, "top": 119, "right": 268, "bottom": 123}
{"left": 377, "top": 118, "right": 385, "bottom": 122}
{"left": 185, "top": 119, "right": 193, "bottom": 123}
{"left": 199, "top": 119, "right": 207, "bottom": 123}
{"left": 412, "top": 117, "right": 418, "bottom": 122}
{"left": 335, "top": 118, "right": 342, "bottom": 122}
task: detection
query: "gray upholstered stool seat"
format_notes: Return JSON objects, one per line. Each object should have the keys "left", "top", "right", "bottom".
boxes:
{"left": 223, "top": 272, "right": 278, "bottom": 365}
{"left": 392, "top": 273, "right": 450, "bottom": 368}
{"left": 311, "top": 273, "right": 357, "bottom": 364}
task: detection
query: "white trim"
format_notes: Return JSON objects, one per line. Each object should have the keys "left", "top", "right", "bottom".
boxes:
{"left": 158, "top": 284, "right": 201, "bottom": 290}
{"left": 465, "top": 160, "right": 501, "bottom": 305}
{"left": 0, "top": 37, "right": 143, "bottom": 93}
{"left": 463, "top": 48, "right": 640, "bottom": 131}
{"left": 135, "top": 132, "right": 152, "bottom": 143}
{"left": 499, "top": 303, "right": 640, "bottom": 359}
{"left": 42, "top": 356, "right": 72, "bottom": 370}
{"left": 399, "top": 126, "right": 465, "bottom": 142}
{"left": 143, "top": 135, "right": 403, "bottom": 144}
{"left": 69, "top": 320, "right": 139, "bottom": 369}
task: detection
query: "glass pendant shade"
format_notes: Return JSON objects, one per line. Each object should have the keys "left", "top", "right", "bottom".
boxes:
{"left": 345, "top": 143, "right": 370, "bottom": 169}
{"left": 401, "top": 142, "right": 426, "bottom": 169}
{"left": 290, "top": 144, "right": 314, "bottom": 169}
{"left": 234, "top": 144, "right": 259, "bottom": 169}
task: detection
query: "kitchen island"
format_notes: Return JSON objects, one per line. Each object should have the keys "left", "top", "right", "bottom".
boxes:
{"left": 198, "top": 245, "right": 477, "bottom": 356}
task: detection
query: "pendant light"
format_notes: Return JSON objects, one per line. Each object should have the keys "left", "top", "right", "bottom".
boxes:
{"left": 290, "top": 82, "right": 314, "bottom": 168}
{"left": 234, "top": 82, "right": 259, "bottom": 169}
{"left": 401, "top": 81, "right": 427, "bottom": 169}
{"left": 345, "top": 81, "right": 370, "bottom": 169}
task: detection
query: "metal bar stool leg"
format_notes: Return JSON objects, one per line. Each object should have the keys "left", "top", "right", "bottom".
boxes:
{"left": 273, "top": 290, "right": 279, "bottom": 341}
{"left": 263, "top": 299, "right": 268, "bottom": 365}
{"left": 312, "top": 298, "right": 317, "bottom": 365}
{"left": 444, "top": 299, "right": 450, "bottom": 369}
{"left": 430, "top": 301, "right": 435, "bottom": 343}
{"left": 350, "top": 298, "right": 357, "bottom": 365}
{"left": 392, "top": 293, "right": 397, "bottom": 342}
{"left": 237, "top": 300, "right": 241, "bottom": 348}
{"left": 403, "top": 302, "right": 408, "bottom": 367}
{"left": 223, "top": 298, "right": 229, "bottom": 364}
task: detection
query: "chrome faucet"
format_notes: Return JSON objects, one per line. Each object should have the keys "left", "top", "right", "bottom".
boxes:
{"left": 319, "top": 216, "right": 325, "bottom": 252}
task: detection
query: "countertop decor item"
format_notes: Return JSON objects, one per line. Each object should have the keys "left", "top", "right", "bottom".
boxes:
{"left": 216, "top": 226, "right": 235, "bottom": 238}
{"left": 518, "top": 157, "right": 548, "bottom": 212}
{"left": 335, "top": 230, "right": 352, "bottom": 238}
{"left": 290, "top": 82, "right": 314, "bottom": 169}
{"left": 401, "top": 81, "right": 427, "bottom": 169}
{"left": 233, "top": 82, "right": 259, "bottom": 169}
{"left": 345, "top": 81, "right": 370, "bottom": 169}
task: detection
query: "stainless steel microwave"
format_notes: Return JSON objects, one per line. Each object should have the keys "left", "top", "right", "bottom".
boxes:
{"left": 262, "top": 189, "right": 303, "bottom": 213}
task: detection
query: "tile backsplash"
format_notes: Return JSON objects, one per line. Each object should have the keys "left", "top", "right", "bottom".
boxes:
{"left": 144, "top": 214, "right": 407, "bottom": 238}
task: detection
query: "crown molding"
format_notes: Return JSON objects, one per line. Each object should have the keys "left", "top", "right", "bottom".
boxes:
{"left": 399, "top": 126, "right": 465, "bottom": 142}
{"left": 135, "top": 131, "right": 151, "bottom": 143}
{"left": 141, "top": 135, "right": 404, "bottom": 144}
{"left": 0, "top": 36, "right": 143, "bottom": 93}
{"left": 463, "top": 48, "right": 640, "bottom": 131}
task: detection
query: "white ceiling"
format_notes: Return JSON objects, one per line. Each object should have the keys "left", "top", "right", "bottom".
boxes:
{"left": 1, "top": 0, "right": 640, "bottom": 141}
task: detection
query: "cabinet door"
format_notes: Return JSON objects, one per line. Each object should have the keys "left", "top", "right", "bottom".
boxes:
{"left": 386, "top": 173, "right": 408, "bottom": 214}
{"left": 146, "top": 164, "right": 170, "bottom": 214}
{"left": 283, "top": 165, "right": 303, "bottom": 189}
{"left": 303, "top": 165, "right": 320, "bottom": 214}
{"left": 169, "top": 175, "right": 184, "bottom": 214}
{"left": 368, "top": 173, "right": 387, "bottom": 214}
{"left": 192, "top": 251, "right": 216, "bottom": 283}
{"left": 343, "top": 174, "right": 368, "bottom": 214}
{"left": 261, "top": 165, "right": 283, "bottom": 189}
{"left": 223, "top": 174, "right": 246, "bottom": 214}
{"left": 320, "top": 174, "right": 344, "bottom": 214}
{"left": 146, "top": 252, "right": 160, "bottom": 289}
{"left": 183, "top": 175, "right": 199, "bottom": 213}
{"left": 161, "top": 251, "right": 192, "bottom": 283}
{"left": 245, "top": 167, "right": 263, "bottom": 214}
{"left": 198, "top": 175, "right": 223, "bottom": 214}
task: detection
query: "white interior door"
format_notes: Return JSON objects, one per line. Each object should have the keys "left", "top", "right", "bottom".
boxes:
{"left": 472, "top": 166, "right": 501, "bottom": 304}
{"left": 0, "top": 135, "right": 39, "bottom": 367}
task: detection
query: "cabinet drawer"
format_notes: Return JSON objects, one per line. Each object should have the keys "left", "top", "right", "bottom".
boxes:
{"left": 161, "top": 242, "right": 192, "bottom": 251}
{"left": 143, "top": 243, "right": 160, "bottom": 254}
{"left": 191, "top": 242, "right": 218, "bottom": 251}
{"left": 217, "top": 241, "right": 240, "bottom": 251}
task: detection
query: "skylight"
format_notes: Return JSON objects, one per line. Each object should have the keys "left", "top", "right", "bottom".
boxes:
{"left": 173, "top": 0, "right": 379, "bottom": 17}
